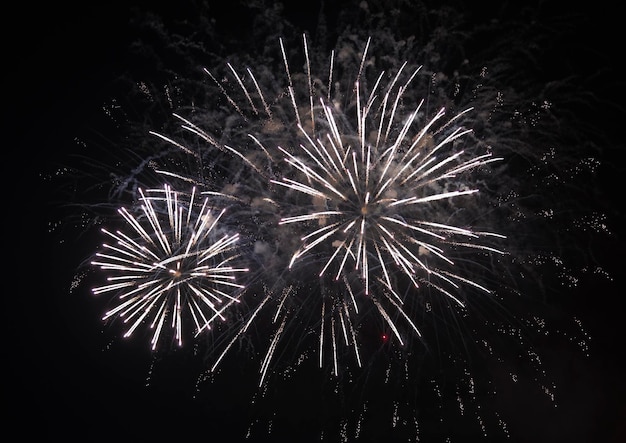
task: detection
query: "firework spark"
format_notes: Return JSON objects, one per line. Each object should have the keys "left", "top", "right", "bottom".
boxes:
{"left": 91, "top": 184, "right": 248, "bottom": 350}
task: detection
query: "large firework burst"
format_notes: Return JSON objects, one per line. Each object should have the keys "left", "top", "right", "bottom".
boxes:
{"left": 271, "top": 38, "right": 506, "bottom": 298}
{"left": 157, "top": 34, "right": 509, "bottom": 379}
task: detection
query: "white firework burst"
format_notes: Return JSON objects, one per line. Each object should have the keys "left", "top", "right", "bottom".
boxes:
{"left": 91, "top": 184, "right": 248, "bottom": 350}
{"left": 157, "top": 35, "right": 510, "bottom": 377}
{"left": 271, "top": 40, "right": 506, "bottom": 300}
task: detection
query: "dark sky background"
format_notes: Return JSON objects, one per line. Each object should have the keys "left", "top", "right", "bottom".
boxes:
{"left": 10, "top": 1, "right": 625, "bottom": 441}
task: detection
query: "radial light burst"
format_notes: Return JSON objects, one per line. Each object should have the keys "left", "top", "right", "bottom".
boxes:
{"left": 271, "top": 37, "right": 506, "bottom": 300}
{"left": 156, "top": 35, "right": 511, "bottom": 378}
{"left": 91, "top": 184, "right": 248, "bottom": 350}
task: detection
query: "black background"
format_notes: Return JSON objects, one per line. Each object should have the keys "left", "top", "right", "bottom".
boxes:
{"left": 10, "top": 1, "right": 625, "bottom": 441}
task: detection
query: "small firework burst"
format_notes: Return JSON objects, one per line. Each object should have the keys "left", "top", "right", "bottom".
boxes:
{"left": 91, "top": 184, "right": 248, "bottom": 350}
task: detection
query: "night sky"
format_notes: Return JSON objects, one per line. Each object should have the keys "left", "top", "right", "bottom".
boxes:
{"left": 12, "top": 1, "right": 625, "bottom": 441}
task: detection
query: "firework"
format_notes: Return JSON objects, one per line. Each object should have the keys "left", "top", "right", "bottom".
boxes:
{"left": 91, "top": 184, "right": 248, "bottom": 350}
{"left": 272, "top": 37, "right": 506, "bottom": 296}
{"left": 59, "top": 3, "right": 614, "bottom": 441}
{"left": 153, "top": 34, "right": 510, "bottom": 378}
